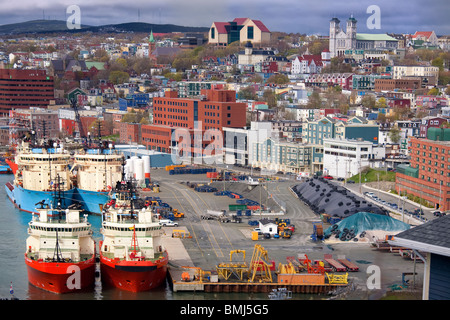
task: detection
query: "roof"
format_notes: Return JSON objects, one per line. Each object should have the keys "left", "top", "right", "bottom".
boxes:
{"left": 356, "top": 33, "right": 398, "bottom": 41}
{"left": 389, "top": 215, "right": 450, "bottom": 257}
{"left": 212, "top": 22, "right": 231, "bottom": 34}
{"left": 412, "top": 31, "right": 434, "bottom": 39}
{"left": 85, "top": 61, "right": 105, "bottom": 71}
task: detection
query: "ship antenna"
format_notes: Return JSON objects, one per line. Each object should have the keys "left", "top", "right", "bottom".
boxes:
{"left": 53, "top": 228, "right": 63, "bottom": 262}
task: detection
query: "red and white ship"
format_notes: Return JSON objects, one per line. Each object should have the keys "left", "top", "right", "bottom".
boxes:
{"left": 24, "top": 202, "right": 96, "bottom": 294}
{"left": 99, "top": 181, "right": 168, "bottom": 292}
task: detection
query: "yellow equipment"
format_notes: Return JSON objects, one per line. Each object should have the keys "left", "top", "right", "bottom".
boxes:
{"left": 325, "top": 272, "right": 348, "bottom": 285}
{"left": 217, "top": 250, "right": 248, "bottom": 281}
{"left": 172, "top": 229, "right": 192, "bottom": 239}
{"left": 173, "top": 209, "right": 185, "bottom": 218}
{"left": 248, "top": 244, "right": 273, "bottom": 283}
{"left": 278, "top": 262, "right": 297, "bottom": 274}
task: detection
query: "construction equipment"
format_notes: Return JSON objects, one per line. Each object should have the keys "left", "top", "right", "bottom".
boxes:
{"left": 172, "top": 209, "right": 185, "bottom": 219}
{"left": 325, "top": 272, "right": 348, "bottom": 285}
{"left": 217, "top": 250, "right": 248, "bottom": 281}
{"left": 172, "top": 229, "right": 192, "bottom": 239}
{"left": 248, "top": 244, "right": 274, "bottom": 283}
{"left": 277, "top": 262, "right": 297, "bottom": 274}
{"left": 298, "top": 254, "right": 325, "bottom": 274}
{"left": 181, "top": 266, "right": 211, "bottom": 283}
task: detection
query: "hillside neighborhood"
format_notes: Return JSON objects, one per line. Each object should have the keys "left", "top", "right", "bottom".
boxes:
{"left": 0, "top": 16, "right": 449, "bottom": 213}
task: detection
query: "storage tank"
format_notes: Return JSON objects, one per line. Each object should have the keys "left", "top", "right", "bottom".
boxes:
{"left": 135, "top": 158, "right": 144, "bottom": 182}
{"left": 130, "top": 156, "right": 139, "bottom": 179}
{"left": 125, "top": 158, "right": 134, "bottom": 180}
{"left": 143, "top": 155, "right": 151, "bottom": 186}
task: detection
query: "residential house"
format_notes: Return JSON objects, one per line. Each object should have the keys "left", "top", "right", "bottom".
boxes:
{"left": 209, "top": 18, "right": 271, "bottom": 46}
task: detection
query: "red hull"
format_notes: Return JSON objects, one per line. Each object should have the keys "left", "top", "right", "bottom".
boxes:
{"left": 100, "top": 250, "right": 168, "bottom": 292}
{"left": 25, "top": 254, "right": 96, "bottom": 294}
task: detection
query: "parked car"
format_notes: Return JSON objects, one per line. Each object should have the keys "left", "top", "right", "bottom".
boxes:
{"left": 159, "top": 219, "right": 178, "bottom": 227}
{"left": 323, "top": 175, "right": 333, "bottom": 180}
{"left": 347, "top": 180, "right": 355, "bottom": 184}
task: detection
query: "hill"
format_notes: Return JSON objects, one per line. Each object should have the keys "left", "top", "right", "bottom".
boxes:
{"left": 0, "top": 20, "right": 209, "bottom": 35}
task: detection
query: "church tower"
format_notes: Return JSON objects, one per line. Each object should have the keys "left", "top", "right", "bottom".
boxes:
{"left": 329, "top": 17, "right": 340, "bottom": 58}
{"left": 148, "top": 30, "right": 156, "bottom": 63}
{"left": 346, "top": 15, "right": 357, "bottom": 51}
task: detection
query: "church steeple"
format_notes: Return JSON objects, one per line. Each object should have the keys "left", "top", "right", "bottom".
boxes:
{"left": 149, "top": 30, "right": 155, "bottom": 43}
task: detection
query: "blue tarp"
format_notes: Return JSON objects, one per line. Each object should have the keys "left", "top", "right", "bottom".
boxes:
{"left": 324, "top": 211, "right": 410, "bottom": 237}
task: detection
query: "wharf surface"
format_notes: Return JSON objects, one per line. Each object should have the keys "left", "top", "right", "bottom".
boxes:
{"left": 161, "top": 227, "right": 346, "bottom": 294}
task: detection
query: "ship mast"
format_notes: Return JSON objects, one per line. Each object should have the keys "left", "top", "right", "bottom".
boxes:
{"left": 130, "top": 225, "right": 140, "bottom": 259}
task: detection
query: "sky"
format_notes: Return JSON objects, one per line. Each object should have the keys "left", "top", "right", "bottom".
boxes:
{"left": 0, "top": 0, "right": 449, "bottom": 35}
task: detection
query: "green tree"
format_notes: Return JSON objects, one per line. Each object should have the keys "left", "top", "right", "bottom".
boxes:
{"left": 109, "top": 70, "right": 130, "bottom": 85}
{"left": 237, "top": 86, "right": 257, "bottom": 100}
{"left": 389, "top": 126, "right": 401, "bottom": 144}
{"left": 267, "top": 74, "right": 290, "bottom": 85}
{"left": 427, "top": 87, "right": 440, "bottom": 96}
{"left": 376, "top": 97, "right": 387, "bottom": 109}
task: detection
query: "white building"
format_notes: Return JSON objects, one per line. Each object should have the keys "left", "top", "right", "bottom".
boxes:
{"left": 393, "top": 65, "right": 440, "bottom": 86}
{"left": 323, "top": 137, "right": 385, "bottom": 179}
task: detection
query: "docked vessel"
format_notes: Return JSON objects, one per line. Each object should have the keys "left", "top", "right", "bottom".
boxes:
{"left": 99, "top": 180, "right": 168, "bottom": 292}
{"left": 5, "top": 139, "right": 75, "bottom": 215}
{"left": 72, "top": 142, "right": 124, "bottom": 215}
{"left": 24, "top": 190, "right": 96, "bottom": 294}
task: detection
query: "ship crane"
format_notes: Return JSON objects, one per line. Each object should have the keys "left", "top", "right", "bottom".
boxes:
{"left": 69, "top": 97, "right": 86, "bottom": 143}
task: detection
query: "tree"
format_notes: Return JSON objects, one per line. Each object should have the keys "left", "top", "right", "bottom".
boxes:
{"left": 427, "top": 87, "right": 440, "bottom": 96}
{"left": 109, "top": 70, "right": 129, "bottom": 85}
{"left": 306, "top": 90, "right": 322, "bottom": 109}
{"left": 267, "top": 74, "right": 290, "bottom": 85}
{"left": 361, "top": 95, "right": 376, "bottom": 109}
{"left": 262, "top": 89, "right": 277, "bottom": 108}
{"left": 237, "top": 86, "right": 257, "bottom": 100}
{"left": 389, "top": 126, "right": 401, "bottom": 144}
{"left": 375, "top": 97, "right": 387, "bottom": 109}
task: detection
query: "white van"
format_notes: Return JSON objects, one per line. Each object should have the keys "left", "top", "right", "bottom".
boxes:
{"left": 159, "top": 219, "right": 178, "bottom": 227}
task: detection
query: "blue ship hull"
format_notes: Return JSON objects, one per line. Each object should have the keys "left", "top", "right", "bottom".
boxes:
{"left": 5, "top": 182, "right": 110, "bottom": 215}
{"left": 73, "top": 189, "right": 110, "bottom": 215}
{"left": 5, "top": 181, "right": 76, "bottom": 215}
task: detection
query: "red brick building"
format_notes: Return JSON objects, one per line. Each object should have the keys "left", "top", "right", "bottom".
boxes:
{"left": 141, "top": 88, "right": 246, "bottom": 157}
{"left": 396, "top": 128, "right": 450, "bottom": 212}
{"left": 119, "top": 122, "right": 141, "bottom": 144}
{"left": 0, "top": 69, "right": 54, "bottom": 116}
{"left": 374, "top": 78, "right": 421, "bottom": 92}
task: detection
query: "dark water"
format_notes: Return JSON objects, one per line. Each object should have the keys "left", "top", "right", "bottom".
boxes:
{"left": 0, "top": 175, "right": 275, "bottom": 300}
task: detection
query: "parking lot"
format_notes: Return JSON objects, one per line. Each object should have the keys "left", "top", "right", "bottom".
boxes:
{"left": 145, "top": 168, "right": 425, "bottom": 299}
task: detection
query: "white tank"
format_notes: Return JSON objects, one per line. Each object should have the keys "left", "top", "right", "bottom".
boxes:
{"left": 143, "top": 155, "right": 150, "bottom": 175}
{"left": 135, "top": 158, "right": 144, "bottom": 182}
{"left": 125, "top": 158, "right": 134, "bottom": 180}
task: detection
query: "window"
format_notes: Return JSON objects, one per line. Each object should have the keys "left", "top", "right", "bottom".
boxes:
{"left": 247, "top": 26, "right": 254, "bottom": 39}
{"left": 211, "top": 27, "right": 215, "bottom": 39}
